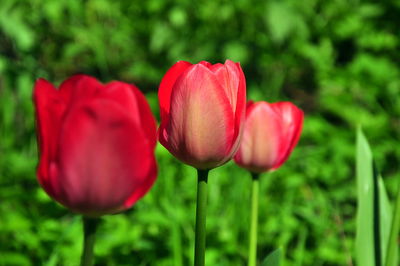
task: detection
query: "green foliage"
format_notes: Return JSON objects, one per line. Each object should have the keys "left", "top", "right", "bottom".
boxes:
{"left": 379, "top": 177, "right": 396, "bottom": 266}
{"left": 385, "top": 180, "right": 400, "bottom": 266}
{"left": 0, "top": 0, "right": 399, "bottom": 265}
{"left": 355, "top": 128, "right": 374, "bottom": 266}
{"left": 355, "top": 128, "right": 396, "bottom": 266}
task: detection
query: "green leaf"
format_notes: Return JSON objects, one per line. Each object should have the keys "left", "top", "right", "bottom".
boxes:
{"left": 261, "top": 248, "right": 281, "bottom": 266}
{"left": 356, "top": 128, "right": 395, "bottom": 266}
{"left": 356, "top": 127, "right": 375, "bottom": 266}
{"left": 385, "top": 180, "right": 400, "bottom": 266}
{"left": 378, "top": 176, "right": 397, "bottom": 266}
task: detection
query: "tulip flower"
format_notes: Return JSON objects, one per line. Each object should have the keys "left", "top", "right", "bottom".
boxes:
{"left": 234, "top": 101, "right": 304, "bottom": 173}
{"left": 233, "top": 100, "right": 303, "bottom": 266}
{"left": 158, "top": 60, "right": 246, "bottom": 170}
{"left": 158, "top": 60, "right": 246, "bottom": 266}
{"left": 33, "top": 74, "right": 157, "bottom": 266}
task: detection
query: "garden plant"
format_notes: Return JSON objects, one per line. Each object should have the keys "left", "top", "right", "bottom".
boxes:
{"left": 1, "top": 0, "right": 400, "bottom": 265}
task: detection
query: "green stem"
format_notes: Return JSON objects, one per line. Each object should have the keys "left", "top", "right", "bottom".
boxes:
{"left": 194, "top": 169, "right": 209, "bottom": 266}
{"left": 80, "top": 217, "right": 100, "bottom": 266}
{"left": 385, "top": 180, "right": 400, "bottom": 266}
{"left": 248, "top": 173, "right": 260, "bottom": 266}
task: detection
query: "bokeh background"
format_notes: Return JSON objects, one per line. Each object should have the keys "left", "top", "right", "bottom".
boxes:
{"left": 1, "top": 0, "right": 400, "bottom": 265}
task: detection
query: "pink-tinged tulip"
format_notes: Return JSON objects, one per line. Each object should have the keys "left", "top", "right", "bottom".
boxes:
{"left": 33, "top": 75, "right": 157, "bottom": 217}
{"left": 158, "top": 60, "right": 246, "bottom": 169}
{"left": 234, "top": 101, "right": 304, "bottom": 173}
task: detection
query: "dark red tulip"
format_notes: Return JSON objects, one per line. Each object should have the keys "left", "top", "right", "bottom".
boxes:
{"left": 234, "top": 101, "right": 304, "bottom": 173}
{"left": 158, "top": 60, "right": 247, "bottom": 170}
{"left": 33, "top": 75, "right": 157, "bottom": 216}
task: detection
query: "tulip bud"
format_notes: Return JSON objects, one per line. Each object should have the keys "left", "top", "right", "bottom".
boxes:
{"left": 33, "top": 75, "right": 157, "bottom": 216}
{"left": 234, "top": 101, "right": 304, "bottom": 173}
{"left": 158, "top": 60, "right": 247, "bottom": 170}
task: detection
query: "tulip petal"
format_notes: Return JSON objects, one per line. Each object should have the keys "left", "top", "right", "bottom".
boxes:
{"left": 211, "top": 60, "right": 240, "bottom": 112}
{"left": 167, "top": 64, "right": 235, "bottom": 168}
{"left": 100, "top": 81, "right": 157, "bottom": 148}
{"left": 237, "top": 102, "right": 283, "bottom": 172}
{"left": 33, "top": 78, "right": 66, "bottom": 200}
{"left": 271, "top": 102, "right": 304, "bottom": 169}
{"left": 123, "top": 156, "right": 157, "bottom": 208}
{"left": 199, "top": 61, "right": 212, "bottom": 68}
{"left": 59, "top": 74, "right": 102, "bottom": 111}
{"left": 227, "top": 61, "right": 246, "bottom": 157}
{"left": 99, "top": 81, "right": 142, "bottom": 125}
{"left": 158, "top": 61, "right": 192, "bottom": 121}
{"left": 56, "top": 99, "right": 153, "bottom": 216}
{"left": 209, "top": 63, "right": 224, "bottom": 71}
{"left": 131, "top": 85, "right": 158, "bottom": 148}
{"left": 245, "top": 100, "right": 255, "bottom": 112}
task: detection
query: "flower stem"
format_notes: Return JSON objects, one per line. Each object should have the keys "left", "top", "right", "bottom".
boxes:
{"left": 80, "top": 216, "right": 100, "bottom": 266}
{"left": 248, "top": 173, "right": 260, "bottom": 266}
{"left": 194, "top": 169, "right": 209, "bottom": 266}
{"left": 385, "top": 180, "right": 400, "bottom": 266}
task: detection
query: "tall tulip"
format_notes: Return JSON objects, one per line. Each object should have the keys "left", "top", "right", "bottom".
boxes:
{"left": 33, "top": 74, "right": 157, "bottom": 266}
{"left": 159, "top": 60, "right": 246, "bottom": 170}
{"left": 233, "top": 100, "right": 303, "bottom": 266}
{"left": 234, "top": 101, "right": 304, "bottom": 173}
{"left": 158, "top": 60, "right": 246, "bottom": 266}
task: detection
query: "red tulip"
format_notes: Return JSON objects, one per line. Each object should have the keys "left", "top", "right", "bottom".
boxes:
{"left": 33, "top": 75, "right": 157, "bottom": 216}
{"left": 158, "top": 60, "right": 246, "bottom": 169}
{"left": 234, "top": 101, "right": 304, "bottom": 173}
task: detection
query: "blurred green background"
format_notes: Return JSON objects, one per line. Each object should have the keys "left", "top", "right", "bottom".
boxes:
{"left": 0, "top": 0, "right": 399, "bottom": 265}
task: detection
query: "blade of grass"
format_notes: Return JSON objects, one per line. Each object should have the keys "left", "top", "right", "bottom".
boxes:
{"left": 356, "top": 128, "right": 388, "bottom": 266}
{"left": 356, "top": 128, "right": 396, "bottom": 266}
{"left": 377, "top": 174, "right": 394, "bottom": 266}
{"left": 356, "top": 128, "right": 375, "bottom": 266}
{"left": 384, "top": 179, "right": 400, "bottom": 266}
